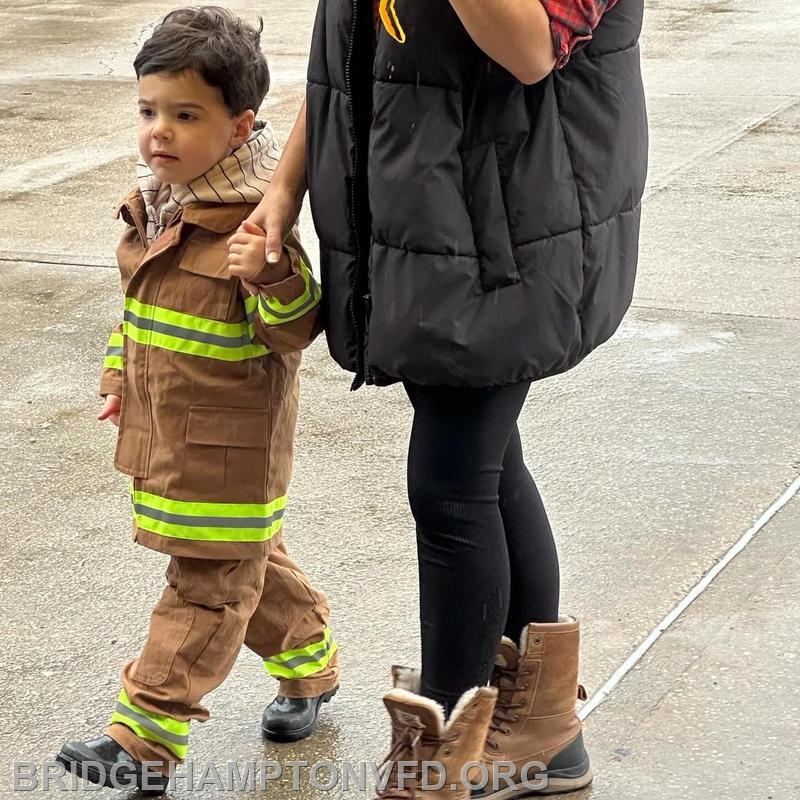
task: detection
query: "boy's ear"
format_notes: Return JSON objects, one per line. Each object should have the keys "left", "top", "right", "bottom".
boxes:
{"left": 230, "top": 109, "right": 256, "bottom": 148}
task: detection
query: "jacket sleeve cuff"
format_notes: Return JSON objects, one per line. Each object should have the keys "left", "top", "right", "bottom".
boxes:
{"left": 100, "top": 327, "right": 125, "bottom": 396}
{"left": 254, "top": 247, "right": 322, "bottom": 327}
{"left": 99, "top": 369, "right": 123, "bottom": 398}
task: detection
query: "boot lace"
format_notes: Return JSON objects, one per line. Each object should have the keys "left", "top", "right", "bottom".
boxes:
{"left": 486, "top": 664, "right": 588, "bottom": 751}
{"left": 376, "top": 723, "right": 456, "bottom": 799}
{"left": 486, "top": 663, "right": 529, "bottom": 751}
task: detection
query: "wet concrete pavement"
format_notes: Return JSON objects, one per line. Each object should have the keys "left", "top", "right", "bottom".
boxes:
{"left": 1, "top": 1, "right": 798, "bottom": 798}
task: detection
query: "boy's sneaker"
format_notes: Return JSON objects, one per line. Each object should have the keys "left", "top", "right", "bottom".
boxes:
{"left": 55, "top": 734, "right": 169, "bottom": 793}
{"left": 262, "top": 686, "right": 338, "bottom": 742}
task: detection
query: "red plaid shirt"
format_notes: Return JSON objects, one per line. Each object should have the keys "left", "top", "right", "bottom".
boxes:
{"left": 373, "top": 0, "right": 617, "bottom": 69}
{"left": 543, "top": 0, "right": 619, "bottom": 68}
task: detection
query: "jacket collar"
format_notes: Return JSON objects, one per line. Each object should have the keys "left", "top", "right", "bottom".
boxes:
{"left": 115, "top": 189, "right": 253, "bottom": 235}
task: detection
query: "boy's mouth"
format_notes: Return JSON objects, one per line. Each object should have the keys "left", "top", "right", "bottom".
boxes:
{"left": 152, "top": 152, "right": 179, "bottom": 162}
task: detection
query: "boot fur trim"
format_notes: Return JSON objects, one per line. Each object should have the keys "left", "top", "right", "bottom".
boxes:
{"left": 384, "top": 688, "right": 446, "bottom": 733}
{"left": 519, "top": 614, "right": 577, "bottom": 651}
{"left": 384, "top": 685, "right": 497, "bottom": 736}
{"left": 448, "top": 686, "right": 495, "bottom": 729}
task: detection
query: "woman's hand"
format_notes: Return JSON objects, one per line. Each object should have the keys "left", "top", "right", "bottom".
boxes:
{"left": 247, "top": 183, "right": 304, "bottom": 265}
{"left": 248, "top": 99, "right": 309, "bottom": 264}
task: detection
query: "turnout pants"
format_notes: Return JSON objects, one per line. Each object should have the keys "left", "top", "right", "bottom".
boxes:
{"left": 106, "top": 534, "right": 339, "bottom": 765}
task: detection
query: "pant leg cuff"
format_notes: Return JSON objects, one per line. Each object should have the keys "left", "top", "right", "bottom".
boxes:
{"left": 106, "top": 723, "right": 176, "bottom": 772}
{"left": 278, "top": 666, "right": 340, "bottom": 699}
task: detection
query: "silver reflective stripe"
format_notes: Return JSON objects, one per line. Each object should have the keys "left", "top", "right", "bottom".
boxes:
{"left": 114, "top": 703, "right": 189, "bottom": 746}
{"left": 124, "top": 310, "right": 252, "bottom": 348}
{"left": 133, "top": 504, "right": 285, "bottom": 530}
{"left": 105, "top": 346, "right": 124, "bottom": 358}
{"left": 269, "top": 636, "right": 333, "bottom": 671}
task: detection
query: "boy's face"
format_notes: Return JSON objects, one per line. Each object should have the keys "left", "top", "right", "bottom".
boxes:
{"left": 138, "top": 70, "right": 254, "bottom": 186}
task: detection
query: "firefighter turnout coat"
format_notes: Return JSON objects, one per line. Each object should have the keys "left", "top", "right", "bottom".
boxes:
{"left": 100, "top": 189, "right": 321, "bottom": 560}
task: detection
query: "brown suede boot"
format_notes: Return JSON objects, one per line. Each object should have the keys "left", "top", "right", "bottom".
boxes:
{"left": 476, "top": 616, "right": 592, "bottom": 798}
{"left": 374, "top": 666, "right": 497, "bottom": 799}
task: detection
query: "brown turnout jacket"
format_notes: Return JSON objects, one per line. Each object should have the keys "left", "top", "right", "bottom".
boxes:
{"left": 100, "top": 189, "right": 321, "bottom": 560}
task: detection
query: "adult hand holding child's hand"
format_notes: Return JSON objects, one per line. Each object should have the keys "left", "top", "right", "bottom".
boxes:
{"left": 244, "top": 98, "right": 308, "bottom": 267}
{"left": 247, "top": 183, "right": 303, "bottom": 266}
{"left": 227, "top": 221, "right": 291, "bottom": 292}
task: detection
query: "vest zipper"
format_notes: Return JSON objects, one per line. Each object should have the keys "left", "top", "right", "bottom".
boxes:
{"left": 344, "top": 0, "right": 372, "bottom": 390}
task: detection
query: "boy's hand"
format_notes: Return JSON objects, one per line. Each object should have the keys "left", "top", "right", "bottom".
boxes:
{"left": 228, "top": 221, "right": 292, "bottom": 286}
{"left": 98, "top": 394, "right": 121, "bottom": 427}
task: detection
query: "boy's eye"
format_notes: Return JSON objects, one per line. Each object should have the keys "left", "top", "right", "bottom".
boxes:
{"left": 178, "top": 112, "right": 196, "bottom": 121}
{"left": 139, "top": 108, "right": 154, "bottom": 118}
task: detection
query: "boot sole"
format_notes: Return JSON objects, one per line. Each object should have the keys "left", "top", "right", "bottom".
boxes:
{"left": 262, "top": 686, "right": 338, "bottom": 743}
{"left": 55, "top": 748, "right": 168, "bottom": 794}
{"left": 473, "top": 766, "right": 593, "bottom": 798}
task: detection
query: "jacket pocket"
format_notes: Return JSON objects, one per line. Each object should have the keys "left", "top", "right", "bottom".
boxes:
{"left": 175, "top": 235, "right": 238, "bottom": 321}
{"left": 182, "top": 406, "right": 269, "bottom": 502}
{"left": 461, "top": 142, "right": 521, "bottom": 292}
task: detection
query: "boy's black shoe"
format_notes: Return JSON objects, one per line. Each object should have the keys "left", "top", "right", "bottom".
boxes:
{"left": 262, "top": 686, "right": 338, "bottom": 742}
{"left": 55, "top": 734, "right": 169, "bottom": 793}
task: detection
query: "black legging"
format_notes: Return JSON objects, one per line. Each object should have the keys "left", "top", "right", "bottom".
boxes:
{"left": 404, "top": 381, "right": 560, "bottom": 714}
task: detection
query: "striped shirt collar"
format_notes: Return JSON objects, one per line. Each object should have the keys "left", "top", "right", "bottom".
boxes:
{"left": 135, "top": 121, "right": 281, "bottom": 246}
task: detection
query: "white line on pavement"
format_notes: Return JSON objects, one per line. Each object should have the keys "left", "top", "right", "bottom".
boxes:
{"left": 644, "top": 97, "right": 799, "bottom": 198}
{"left": 0, "top": 250, "right": 115, "bottom": 268}
{"left": 579, "top": 473, "right": 800, "bottom": 720}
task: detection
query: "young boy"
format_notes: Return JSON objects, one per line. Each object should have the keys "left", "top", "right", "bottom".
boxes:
{"left": 56, "top": 7, "right": 338, "bottom": 790}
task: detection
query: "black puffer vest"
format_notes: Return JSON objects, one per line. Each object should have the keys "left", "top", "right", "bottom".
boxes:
{"left": 307, "top": 0, "right": 648, "bottom": 388}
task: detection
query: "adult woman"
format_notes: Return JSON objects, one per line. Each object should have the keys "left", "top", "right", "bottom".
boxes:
{"left": 250, "top": 0, "right": 647, "bottom": 795}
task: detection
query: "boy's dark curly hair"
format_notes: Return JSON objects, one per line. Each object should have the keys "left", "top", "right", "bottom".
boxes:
{"left": 134, "top": 6, "right": 270, "bottom": 115}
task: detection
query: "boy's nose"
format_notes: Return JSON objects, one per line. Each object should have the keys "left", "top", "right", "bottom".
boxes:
{"left": 152, "top": 122, "right": 172, "bottom": 141}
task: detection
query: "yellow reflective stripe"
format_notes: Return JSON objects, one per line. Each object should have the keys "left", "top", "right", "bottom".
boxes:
{"left": 265, "top": 641, "right": 338, "bottom": 680}
{"left": 123, "top": 296, "right": 270, "bottom": 361}
{"left": 134, "top": 490, "right": 286, "bottom": 519}
{"left": 261, "top": 259, "right": 318, "bottom": 314}
{"left": 115, "top": 689, "right": 189, "bottom": 737}
{"left": 136, "top": 515, "right": 284, "bottom": 542}
{"left": 103, "top": 355, "right": 124, "bottom": 370}
{"left": 379, "top": 0, "right": 406, "bottom": 44}
{"left": 104, "top": 329, "right": 124, "bottom": 371}
{"left": 132, "top": 489, "right": 287, "bottom": 544}
{"left": 110, "top": 689, "right": 189, "bottom": 759}
{"left": 269, "top": 627, "right": 333, "bottom": 664}
{"left": 124, "top": 322, "right": 268, "bottom": 362}
{"left": 258, "top": 258, "right": 321, "bottom": 326}
{"left": 126, "top": 297, "right": 247, "bottom": 339}
{"left": 244, "top": 294, "right": 259, "bottom": 339}
{"left": 264, "top": 628, "right": 338, "bottom": 680}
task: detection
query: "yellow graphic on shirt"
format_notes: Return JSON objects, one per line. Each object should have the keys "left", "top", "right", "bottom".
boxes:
{"left": 379, "top": 0, "right": 406, "bottom": 44}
